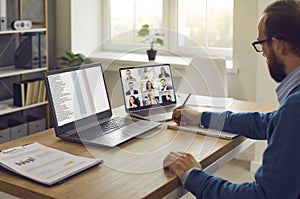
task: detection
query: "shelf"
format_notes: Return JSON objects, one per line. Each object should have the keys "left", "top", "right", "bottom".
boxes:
{"left": 0, "top": 28, "right": 47, "bottom": 35}
{"left": 0, "top": 99, "right": 48, "bottom": 116}
{"left": 0, "top": 66, "right": 47, "bottom": 78}
{"left": 0, "top": 0, "right": 50, "bottom": 130}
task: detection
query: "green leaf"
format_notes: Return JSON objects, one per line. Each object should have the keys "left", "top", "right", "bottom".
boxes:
{"left": 154, "top": 32, "right": 164, "bottom": 36}
{"left": 75, "top": 53, "right": 86, "bottom": 60}
{"left": 65, "top": 51, "right": 75, "bottom": 59}
{"left": 142, "top": 24, "right": 149, "bottom": 29}
{"left": 137, "top": 28, "right": 149, "bottom": 37}
{"left": 154, "top": 38, "right": 164, "bottom": 46}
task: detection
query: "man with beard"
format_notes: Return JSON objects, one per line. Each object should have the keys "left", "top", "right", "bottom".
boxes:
{"left": 163, "top": 1, "right": 300, "bottom": 198}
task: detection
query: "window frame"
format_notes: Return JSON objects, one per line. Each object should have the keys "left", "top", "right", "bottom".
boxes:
{"left": 102, "top": 0, "right": 233, "bottom": 59}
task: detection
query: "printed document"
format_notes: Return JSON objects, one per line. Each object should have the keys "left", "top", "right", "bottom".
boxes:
{"left": 0, "top": 142, "right": 103, "bottom": 185}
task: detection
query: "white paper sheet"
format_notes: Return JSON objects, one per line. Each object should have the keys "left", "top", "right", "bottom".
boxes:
{"left": 176, "top": 93, "right": 234, "bottom": 108}
{"left": 0, "top": 142, "right": 102, "bottom": 185}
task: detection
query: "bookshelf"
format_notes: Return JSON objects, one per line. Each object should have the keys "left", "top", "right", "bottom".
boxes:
{"left": 0, "top": 28, "right": 47, "bottom": 35}
{"left": 0, "top": 66, "right": 47, "bottom": 78}
{"left": 0, "top": 99, "right": 48, "bottom": 116}
{"left": 0, "top": 0, "right": 49, "bottom": 143}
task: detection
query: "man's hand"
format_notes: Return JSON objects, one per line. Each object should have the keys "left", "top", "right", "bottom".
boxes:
{"left": 163, "top": 152, "right": 202, "bottom": 179}
{"left": 172, "top": 106, "right": 202, "bottom": 126}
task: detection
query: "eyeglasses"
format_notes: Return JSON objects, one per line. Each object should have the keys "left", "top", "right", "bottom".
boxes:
{"left": 251, "top": 38, "right": 272, "bottom": 52}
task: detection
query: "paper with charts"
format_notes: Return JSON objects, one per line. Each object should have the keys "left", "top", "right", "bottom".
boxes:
{"left": 0, "top": 142, "right": 102, "bottom": 185}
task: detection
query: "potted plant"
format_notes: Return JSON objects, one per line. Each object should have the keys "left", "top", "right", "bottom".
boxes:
{"left": 137, "top": 24, "right": 164, "bottom": 61}
{"left": 57, "top": 51, "right": 87, "bottom": 68}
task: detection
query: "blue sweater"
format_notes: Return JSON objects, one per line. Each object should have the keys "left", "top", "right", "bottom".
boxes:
{"left": 184, "top": 88, "right": 300, "bottom": 198}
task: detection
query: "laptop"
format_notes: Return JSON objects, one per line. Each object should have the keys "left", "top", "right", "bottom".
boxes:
{"left": 44, "top": 62, "right": 161, "bottom": 147}
{"left": 119, "top": 64, "right": 177, "bottom": 122}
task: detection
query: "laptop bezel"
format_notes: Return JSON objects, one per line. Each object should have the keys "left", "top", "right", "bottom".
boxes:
{"left": 44, "top": 62, "right": 113, "bottom": 136}
{"left": 119, "top": 63, "right": 177, "bottom": 114}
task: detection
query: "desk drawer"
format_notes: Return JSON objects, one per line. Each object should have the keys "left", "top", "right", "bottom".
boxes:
{"left": 0, "top": 127, "right": 10, "bottom": 144}
{"left": 28, "top": 117, "right": 46, "bottom": 135}
{"left": 8, "top": 120, "right": 27, "bottom": 140}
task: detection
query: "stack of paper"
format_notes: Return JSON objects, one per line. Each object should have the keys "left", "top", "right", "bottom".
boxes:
{"left": 0, "top": 142, "right": 103, "bottom": 185}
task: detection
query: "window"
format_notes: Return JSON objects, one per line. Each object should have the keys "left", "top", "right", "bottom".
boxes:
{"left": 109, "top": 0, "right": 163, "bottom": 44}
{"left": 103, "top": 0, "right": 233, "bottom": 59}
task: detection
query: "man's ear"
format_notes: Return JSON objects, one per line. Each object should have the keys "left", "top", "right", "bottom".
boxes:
{"left": 272, "top": 37, "right": 288, "bottom": 55}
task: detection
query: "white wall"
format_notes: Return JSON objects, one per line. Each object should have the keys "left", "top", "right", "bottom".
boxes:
{"left": 229, "top": 0, "right": 279, "bottom": 104}
{"left": 228, "top": 0, "right": 258, "bottom": 102}
{"left": 71, "top": 0, "right": 102, "bottom": 55}
{"left": 256, "top": 0, "right": 278, "bottom": 105}
{"left": 55, "top": 0, "right": 102, "bottom": 58}
{"left": 55, "top": 0, "right": 71, "bottom": 59}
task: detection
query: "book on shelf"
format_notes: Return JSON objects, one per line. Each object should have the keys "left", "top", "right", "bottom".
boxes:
{"left": 13, "top": 82, "right": 26, "bottom": 107}
{"left": 0, "top": 142, "right": 104, "bottom": 186}
{"left": 36, "top": 79, "right": 46, "bottom": 103}
{"left": 13, "top": 79, "right": 47, "bottom": 107}
{"left": 32, "top": 80, "right": 40, "bottom": 104}
{"left": 37, "top": 80, "right": 45, "bottom": 103}
{"left": 25, "top": 80, "right": 34, "bottom": 106}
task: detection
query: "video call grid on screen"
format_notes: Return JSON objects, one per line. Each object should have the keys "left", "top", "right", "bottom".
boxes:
{"left": 47, "top": 65, "right": 110, "bottom": 127}
{"left": 120, "top": 64, "right": 176, "bottom": 109}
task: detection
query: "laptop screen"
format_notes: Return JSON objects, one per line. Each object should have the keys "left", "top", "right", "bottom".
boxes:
{"left": 45, "top": 63, "right": 111, "bottom": 127}
{"left": 119, "top": 64, "right": 176, "bottom": 111}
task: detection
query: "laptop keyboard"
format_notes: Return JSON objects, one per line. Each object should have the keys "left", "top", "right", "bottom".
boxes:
{"left": 68, "top": 117, "right": 135, "bottom": 141}
{"left": 133, "top": 106, "right": 174, "bottom": 117}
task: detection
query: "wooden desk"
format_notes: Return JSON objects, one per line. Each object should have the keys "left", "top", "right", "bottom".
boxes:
{"left": 0, "top": 100, "right": 276, "bottom": 199}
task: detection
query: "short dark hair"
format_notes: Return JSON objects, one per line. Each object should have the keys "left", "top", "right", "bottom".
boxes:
{"left": 263, "top": 1, "right": 300, "bottom": 55}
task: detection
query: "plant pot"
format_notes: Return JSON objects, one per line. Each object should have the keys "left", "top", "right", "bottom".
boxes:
{"left": 147, "top": 49, "right": 157, "bottom": 61}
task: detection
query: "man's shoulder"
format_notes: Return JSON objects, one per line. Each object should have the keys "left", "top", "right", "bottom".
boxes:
{"left": 285, "top": 86, "right": 300, "bottom": 104}
{"left": 278, "top": 88, "right": 300, "bottom": 115}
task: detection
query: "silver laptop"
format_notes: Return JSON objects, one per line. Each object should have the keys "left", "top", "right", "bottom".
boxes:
{"left": 119, "top": 64, "right": 177, "bottom": 122}
{"left": 44, "top": 62, "right": 161, "bottom": 147}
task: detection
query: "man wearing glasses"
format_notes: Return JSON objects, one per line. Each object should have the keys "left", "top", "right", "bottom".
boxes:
{"left": 164, "top": 1, "right": 300, "bottom": 198}
{"left": 124, "top": 69, "right": 136, "bottom": 82}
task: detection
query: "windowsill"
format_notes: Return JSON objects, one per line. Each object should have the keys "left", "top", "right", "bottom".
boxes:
{"left": 89, "top": 51, "right": 238, "bottom": 74}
